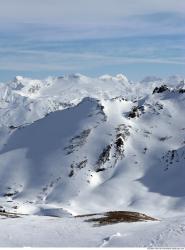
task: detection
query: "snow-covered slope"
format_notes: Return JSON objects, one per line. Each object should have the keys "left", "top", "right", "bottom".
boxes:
{"left": 1, "top": 213, "right": 185, "bottom": 247}
{"left": 0, "top": 74, "right": 185, "bottom": 246}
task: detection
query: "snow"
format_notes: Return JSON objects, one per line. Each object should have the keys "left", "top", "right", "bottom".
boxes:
{"left": 0, "top": 73, "right": 185, "bottom": 247}
{"left": 0, "top": 215, "right": 185, "bottom": 247}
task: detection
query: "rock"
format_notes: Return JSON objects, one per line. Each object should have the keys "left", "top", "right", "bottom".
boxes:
{"left": 153, "top": 85, "right": 169, "bottom": 94}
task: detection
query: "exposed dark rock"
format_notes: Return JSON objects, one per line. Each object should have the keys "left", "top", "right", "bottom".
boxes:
{"left": 115, "top": 137, "right": 124, "bottom": 156}
{"left": 28, "top": 84, "right": 41, "bottom": 94}
{"left": 161, "top": 148, "right": 184, "bottom": 171}
{"left": 138, "top": 105, "right": 145, "bottom": 112}
{"left": 68, "top": 169, "right": 74, "bottom": 177}
{"left": 96, "top": 168, "right": 106, "bottom": 172}
{"left": 128, "top": 106, "right": 144, "bottom": 119}
{"left": 116, "top": 124, "right": 130, "bottom": 137}
{"left": 96, "top": 145, "right": 111, "bottom": 170}
{"left": 155, "top": 102, "right": 163, "bottom": 110}
{"left": 9, "top": 125, "right": 17, "bottom": 129}
{"left": 111, "top": 96, "right": 128, "bottom": 102}
{"left": 143, "top": 147, "right": 147, "bottom": 154}
{"left": 72, "top": 159, "right": 88, "bottom": 170}
{"left": 159, "top": 136, "right": 171, "bottom": 141}
{"left": 179, "top": 88, "right": 185, "bottom": 93}
{"left": 69, "top": 159, "right": 88, "bottom": 176}
{"left": 95, "top": 124, "right": 130, "bottom": 172}
{"left": 115, "top": 137, "right": 124, "bottom": 148}
{"left": 3, "top": 191, "right": 18, "bottom": 197}
{"left": 153, "top": 85, "right": 169, "bottom": 94}
{"left": 77, "top": 160, "right": 87, "bottom": 169}
{"left": 64, "top": 129, "right": 91, "bottom": 155}
{"left": 128, "top": 106, "right": 139, "bottom": 118}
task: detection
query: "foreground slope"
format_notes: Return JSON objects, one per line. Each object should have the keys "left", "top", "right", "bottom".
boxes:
{"left": 0, "top": 214, "right": 185, "bottom": 247}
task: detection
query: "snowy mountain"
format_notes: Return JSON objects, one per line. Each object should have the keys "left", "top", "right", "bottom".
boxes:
{"left": 0, "top": 74, "right": 185, "bottom": 247}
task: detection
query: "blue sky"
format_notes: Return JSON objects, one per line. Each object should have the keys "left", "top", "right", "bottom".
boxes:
{"left": 0, "top": 0, "right": 185, "bottom": 81}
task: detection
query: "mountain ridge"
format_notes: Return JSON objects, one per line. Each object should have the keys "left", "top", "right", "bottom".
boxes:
{"left": 0, "top": 74, "right": 185, "bottom": 218}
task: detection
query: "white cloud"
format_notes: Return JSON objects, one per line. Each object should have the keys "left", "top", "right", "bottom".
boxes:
{"left": 0, "top": 0, "right": 184, "bottom": 25}
{"left": 0, "top": 49, "right": 184, "bottom": 73}
{"left": 0, "top": 0, "right": 184, "bottom": 43}
{"left": 0, "top": 0, "right": 184, "bottom": 80}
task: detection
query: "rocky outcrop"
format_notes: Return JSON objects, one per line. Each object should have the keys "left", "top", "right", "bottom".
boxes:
{"left": 153, "top": 85, "right": 169, "bottom": 94}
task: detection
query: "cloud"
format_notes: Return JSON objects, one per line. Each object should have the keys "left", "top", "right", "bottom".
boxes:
{"left": 0, "top": 47, "right": 184, "bottom": 74}
{"left": 0, "top": 0, "right": 184, "bottom": 80}
{"left": 0, "top": 13, "right": 184, "bottom": 43}
{"left": 0, "top": 0, "right": 184, "bottom": 25}
{"left": 0, "top": 1, "right": 184, "bottom": 42}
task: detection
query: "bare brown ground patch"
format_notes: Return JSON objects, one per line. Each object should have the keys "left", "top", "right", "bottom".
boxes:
{"left": 76, "top": 211, "right": 158, "bottom": 226}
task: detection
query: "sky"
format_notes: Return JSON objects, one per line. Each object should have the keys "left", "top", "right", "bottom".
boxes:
{"left": 0, "top": 0, "right": 185, "bottom": 81}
